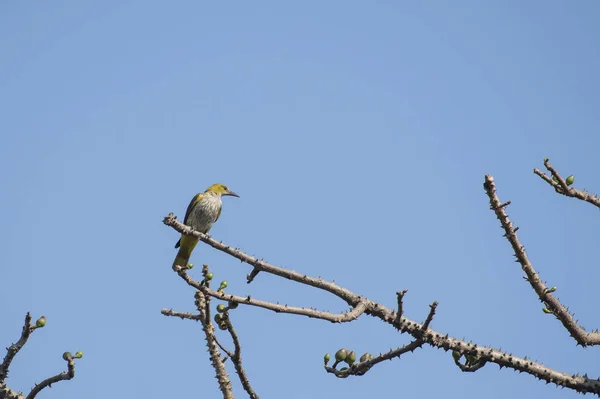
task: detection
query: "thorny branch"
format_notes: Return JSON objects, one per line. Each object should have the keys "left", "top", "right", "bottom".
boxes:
{"left": 160, "top": 309, "right": 202, "bottom": 321}
{"left": 534, "top": 158, "right": 600, "bottom": 209}
{"left": 0, "top": 313, "right": 33, "bottom": 382}
{"left": 222, "top": 314, "right": 258, "bottom": 399}
{"left": 395, "top": 290, "right": 408, "bottom": 327}
{"left": 172, "top": 267, "right": 367, "bottom": 323}
{"left": 163, "top": 266, "right": 258, "bottom": 399}
{"left": 1, "top": 313, "right": 81, "bottom": 399}
{"left": 485, "top": 171, "right": 600, "bottom": 346}
{"left": 194, "top": 280, "right": 234, "bottom": 399}
{"left": 325, "top": 340, "right": 424, "bottom": 378}
{"left": 421, "top": 302, "right": 438, "bottom": 333}
{"left": 163, "top": 158, "right": 600, "bottom": 396}
{"left": 25, "top": 358, "right": 75, "bottom": 399}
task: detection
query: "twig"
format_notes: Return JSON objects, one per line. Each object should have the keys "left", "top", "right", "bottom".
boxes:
{"left": 214, "top": 337, "right": 234, "bottom": 361}
{"left": 160, "top": 309, "right": 202, "bottom": 321}
{"left": 325, "top": 340, "right": 423, "bottom": 377}
{"left": 26, "top": 358, "right": 75, "bottom": 399}
{"left": 395, "top": 290, "right": 408, "bottom": 327}
{"left": 0, "top": 313, "right": 33, "bottom": 382}
{"left": 534, "top": 159, "right": 600, "bottom": 209}
{"left": 173, "top": 265, "right": 367, "bottom": 323}
{"left": 223, "top": 314, "right": 259, "bottom": 399}
{"left": 484, "top": 174, "right": 600, "bottom": 346}
{"left": 421, "top": 302, "right": 438, "bottom": 332}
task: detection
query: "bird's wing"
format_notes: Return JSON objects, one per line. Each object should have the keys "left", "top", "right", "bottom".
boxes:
{"left": 214, "top": 206, "right": 222, "bottom": 223}
{"left": 183, "top": 193, "right": 203, "bottom": 224}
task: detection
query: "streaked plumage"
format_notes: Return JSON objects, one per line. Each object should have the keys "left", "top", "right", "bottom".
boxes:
{"left": 173, "top": 184, "right": 239, "bottom": 268}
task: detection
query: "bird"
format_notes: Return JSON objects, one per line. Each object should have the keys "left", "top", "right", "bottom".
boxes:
{"left": 173, "top": 183, "right": 239, "bottom": 268}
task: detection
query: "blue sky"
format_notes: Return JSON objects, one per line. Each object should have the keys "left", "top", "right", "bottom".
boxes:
{"left": 1, "top": 2, "right": 599, "bottom": 398}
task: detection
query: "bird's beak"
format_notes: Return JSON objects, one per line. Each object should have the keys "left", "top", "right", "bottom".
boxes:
{"left": 226, "top": 191, "right": 240, "bottom": 198}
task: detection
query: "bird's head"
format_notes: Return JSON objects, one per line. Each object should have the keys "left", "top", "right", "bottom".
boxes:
{"left": 205, "top": 183, "right": 239, "bottom": 198}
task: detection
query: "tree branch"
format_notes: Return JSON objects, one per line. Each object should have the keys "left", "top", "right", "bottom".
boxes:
{"left": 421, "top": 302, "right": 438, "bottom": 332}
{"left": 172, "top": 265, "right": 367, "bottom": 323}
{"left": 164, "top": 213, "right": 600, "bottom": 395}
{"left": 194, "top": 290, "right": 234, "bottom": 399}
{"left": 26, "top": 357, "right": 75, "bottom": 399}
{"left": 161, "top": 308, "right": 202, "bottom": 321}
{"left": 0, "top": 313, "right": 33, "bottom": 382}
{"left": 222, "top": 314, "right": 258, "bottom": 399}
{"left": 1, "top": 314, "right": 81, "bottom": 399}
{"left": 484, "top": 174, "right": 600, "bottom": 346}
{"left": 325, "top": 340, "right": 424, "bottom": 377}
{"left": 534, "top": 158, "right": 600, "bottom": 209}
{"left": 395, "top": 290, "right": 408, "bottom": 327}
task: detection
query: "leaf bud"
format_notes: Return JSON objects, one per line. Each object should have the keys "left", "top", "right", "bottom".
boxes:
{"left": 335, "top": 348, "right": 348, "bottom": 362}
{"left": 35, "top": 316, "right": 46, "bottom": 328}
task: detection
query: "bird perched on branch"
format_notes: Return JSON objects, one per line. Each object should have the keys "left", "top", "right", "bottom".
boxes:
{"left": 173, "top": 183, "right": 239, "bottom": 268}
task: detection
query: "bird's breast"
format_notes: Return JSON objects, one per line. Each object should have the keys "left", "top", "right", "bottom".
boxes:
{"left": 187, "top": 195, "right": 222, "bottom": 234}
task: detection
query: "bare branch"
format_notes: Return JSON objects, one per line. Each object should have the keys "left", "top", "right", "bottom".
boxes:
{"left": 161, "top": 308, "right": 202, "bottom": 321}
{"left": 204, "top": 287, "right": 368, "bottom": 323}
{"left": 164, "top": 214, "right": 360, "bottom": 306}
{"left": 1, "top": 314, "right": 81, "bottom": 398}
{"left": 421, "top": 302, "right": 438, "bottom": 332}
{"left": 164, "top": 215, "right": 600, "bottom": 395}
{"left": 0, "top": 313, "right": 33, "bottom": 382}
{"left": 26, "top": 357, "right": 75, "bottom": 399}
{"left": 325, "top": 340, "right": 424, "bottom": 377}
{"left": 223, "top": 314, "right": 258, "bottom": 399}
{"left": 534, "top": 159, "right": 600, "bottom": 209}
{"left": 195, "top": 291, "right": 234, "bottom": 399}
{"left": 395, "top": 290, "right": 408, "bottom": 326}
{"left": 172, "top": 264, "right": 367, "bottom": 323}
{"left": 484, "top": 174, "right": 600, "bottom": 346}
{"left": 0, "top": 382, "right": 25, "bottom": 399}
{"left": 214, "top": 337, "right": 234, "bottom": 361}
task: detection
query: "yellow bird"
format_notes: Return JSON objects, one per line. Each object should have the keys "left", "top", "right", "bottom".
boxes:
{"left": 173, "top": 183, "right": 239, "bottom": 268}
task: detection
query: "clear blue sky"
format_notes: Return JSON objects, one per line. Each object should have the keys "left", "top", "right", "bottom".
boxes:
{"left": 1, "top": 2, "right": 599, "bottom": 398}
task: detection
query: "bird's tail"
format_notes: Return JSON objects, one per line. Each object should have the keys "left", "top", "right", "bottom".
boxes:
{"left": 172, "top": 236, "right": 199, "bottom": 269}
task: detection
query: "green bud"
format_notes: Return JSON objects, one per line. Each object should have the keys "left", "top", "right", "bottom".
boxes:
{"left": 74, "top": 351, "right": 83, "bottom": 359}
{"left": 545, "top": 286, "right": 557, "bottom": 294}
{"left": 552, "top": 176, "right": 559, "bottom": 183}
{"left": 542, "top": 307, "right": 552, "bottom": 314}
{"left": 218, "top": 322, "right": 228, "bottom": 331}
{"left": 35, "top": 316, "right": 46, "bottom": 328}
{"left": 228, "top": 301, "right": 239, "bottom": 309}
{"left": 214, "top": 313, "right": 224, "bottom": 324}
{"left": 218, "top": 281, "right": 228, "bottom": 291}
{"left": 62, "top": 352, "right": 72, "bottom": 361}
{"left": 324, "top": 353, "right": 331, "bottom": 364}
{"left": 566, "top": 175, "right": 575, "bottom": 186}
{"left": 217, "top": 304, "right": 227, "bottom": 313}
{"left": 544, "top": 158, "right": 549, "bottom": 162}
{"left": 346, "top": 351, "right": 357, "bottom": 365}
{"left": 452, "top": 351, "right": 461, "bottom": 362}
{"left": 205, "top": 272, "right": 214, "bottom": 281}
{"left": 187, "top": 263, "right": 194, "bottom": 269}
{"left": 359, "top": 353, "right": 374, "bottom": 363}
{"left": 335, "top": 348, "right": 348, "bottom": 362}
